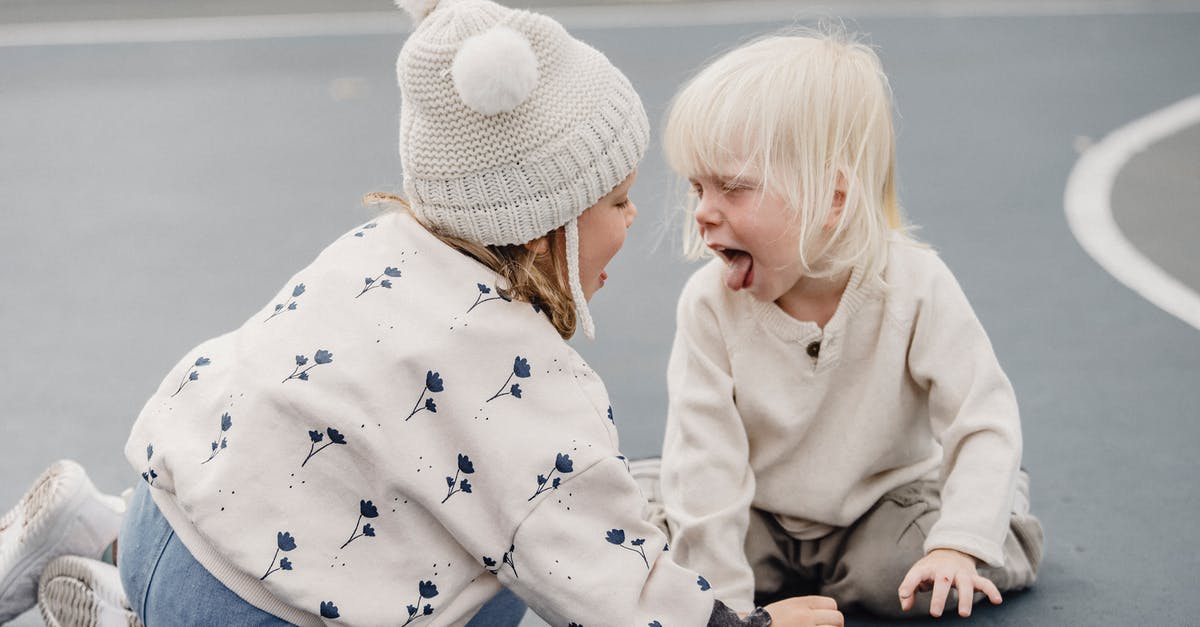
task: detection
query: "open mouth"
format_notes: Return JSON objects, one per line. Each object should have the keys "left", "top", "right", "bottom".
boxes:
{"left": 713, "top": 246, "right": 754, "bottom": 291}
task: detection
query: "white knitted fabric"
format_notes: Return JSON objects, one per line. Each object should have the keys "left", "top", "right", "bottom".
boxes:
{"left": 396, "top": 0, "right": 649, "bottom": 338}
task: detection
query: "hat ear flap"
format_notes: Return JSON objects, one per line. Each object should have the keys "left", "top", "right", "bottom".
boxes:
{"left": 452, "top": 26, "right": 540, "bottom": 116}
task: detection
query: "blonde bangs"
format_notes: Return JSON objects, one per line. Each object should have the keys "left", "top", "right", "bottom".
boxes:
{"left": 664, "top": 26, "right": 913, "bottom": 279}
{"left": 664, "top": 44, "right": 786, "bottom": 260}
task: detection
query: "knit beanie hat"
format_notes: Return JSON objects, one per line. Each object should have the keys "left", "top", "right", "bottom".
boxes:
{"left": 395, "top": 0, "right": 649, "bottom": 339}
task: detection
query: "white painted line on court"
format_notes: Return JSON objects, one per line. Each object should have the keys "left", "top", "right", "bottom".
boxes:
{"left": 1064, "top": 94, "right": 1200, "bottom": 331}
{"left": 4, "top": 0, "right": 1200, "bottom": 47}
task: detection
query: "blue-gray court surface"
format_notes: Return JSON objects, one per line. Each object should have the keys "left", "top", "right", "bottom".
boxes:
{"left": 2, "top": 1, "right": 1198, "bottom": 625}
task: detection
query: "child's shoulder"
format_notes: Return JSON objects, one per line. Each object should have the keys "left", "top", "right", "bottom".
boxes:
{"left": 880, "top": 235, "right": 979, "bottom": 328}
{"left": 882, "top": 234, "right": 956, "bottom": 291}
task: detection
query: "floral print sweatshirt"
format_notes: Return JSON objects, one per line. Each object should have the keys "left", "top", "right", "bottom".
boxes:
{"left": 124, "top": 211, "right": 761, "bottom": 627}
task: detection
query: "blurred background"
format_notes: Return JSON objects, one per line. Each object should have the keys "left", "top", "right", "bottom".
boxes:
{"left": 2, "top": 1, "right": 1198, "bottom": 625}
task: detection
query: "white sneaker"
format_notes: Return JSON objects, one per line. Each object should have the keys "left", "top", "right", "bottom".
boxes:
{"left": 38, "top": 556, "right": 141, "bottom": 627}
{"left": 0, "top": 460, "right": 125, "bottom": 623}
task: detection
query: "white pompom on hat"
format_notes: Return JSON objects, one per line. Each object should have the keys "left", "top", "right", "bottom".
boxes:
{"left": 395, "top": 0, "right": 439, "bottom": 24}
{"left": 452, "top": 26, "right": 539, "bottom": 116}
{"left": 395, "top": 0, "right": 649, "bottom": 339}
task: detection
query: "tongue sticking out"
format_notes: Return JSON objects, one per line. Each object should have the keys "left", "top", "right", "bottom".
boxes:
{"left": 724, "top": 250, "right": 753, "bottom": 291}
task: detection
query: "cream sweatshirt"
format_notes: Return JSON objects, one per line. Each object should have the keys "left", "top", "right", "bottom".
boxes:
{"left": 124, "top": 211, "right": 758, "bottom": 627}
{"left": 661, "top": 238, "right": 1023, "bottom": 614}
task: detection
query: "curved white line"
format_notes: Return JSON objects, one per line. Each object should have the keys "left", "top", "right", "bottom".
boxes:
{"left": 1064, "top": 94, "right": 1200, "bottom": 331}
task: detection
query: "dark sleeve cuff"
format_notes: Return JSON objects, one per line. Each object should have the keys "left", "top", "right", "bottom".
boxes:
{"left": 707, "top": 600, "right": 771, "bottom": 626}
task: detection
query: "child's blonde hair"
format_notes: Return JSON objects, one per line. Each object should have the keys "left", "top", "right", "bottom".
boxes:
{"left": 364, "top": 193, "right": 577, "bottom": 339}
{"left": 664, "top": 26, "right": 907, "bottom": 281}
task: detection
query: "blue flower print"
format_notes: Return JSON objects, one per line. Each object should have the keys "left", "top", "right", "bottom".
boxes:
{"left": 407, "top": 370, "right": 445, "bottom": 421}
{"left": 466, "top": 282, "right": 512, "bottom": 314}
{"left": 140, "top": 443, "right": 158, "bottom": 486}
{"left": 320, "top": 601, "right": 340, "bottom": 619}
{"left": 441, "top": 453, "right": 476, "bottom": 504}
{"left": 340, "top": 499, "right": 379, "bottom": 549}
{"left": 170, "top": 356, "right": 210, "bottom": 397}
{"left": 502, "top": 545, "right": 518, "bottom": 578}
{"left": 301, "top": 427, "right": 347, "bottom": 467}
{"left": 260, "top": 531, "right": 298, "bottom": 580}
{"left": 649, "top": 622, "right": 663, "bottom": 627}
{"left": 607, "top": 406, "right": 614, "bottom": 424}
{"left": 401, "top": 580, "right": 438, "bottom": 626}
{"left": 528, "top": 453, "right": 573, "bottom": 501}
{"left": 482, "top": 544, "right": 518, "bottom": 578}
{"left": 353, "top": 221, "right": 378, "bottom": 237}
{"left": 486, "top": 356, "right": 532, "bottom": 403}
{"left": 265, "top": 283, "right": 305, "bottom": 322}
{"left": 605, "top": 528, "right": 649, "bottom": 569}
{"left": 356, "top": 266, "right": 402, "bottom": 298}
{"left": 697, "top": 575, "right": 710, "bottom": 591}
{"left": 201, "top": 413, "right": 232, "bottom": 464}
{"left": 283, "top": 349, "right": 333, "bottom": 383}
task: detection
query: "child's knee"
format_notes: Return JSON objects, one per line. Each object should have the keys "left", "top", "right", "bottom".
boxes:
{"left": 822, "top": 489, "right": 937, "bottom": 616}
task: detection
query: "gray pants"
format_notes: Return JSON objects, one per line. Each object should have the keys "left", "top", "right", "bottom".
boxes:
{"left": 746, "top": 475, "right": 1043, "bottom": 618}
{"left": 633, "top": 461, "right": 1043, "bottom": 619}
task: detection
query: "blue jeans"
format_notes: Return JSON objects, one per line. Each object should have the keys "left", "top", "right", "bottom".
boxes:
{"left": 117, "top": 482, "right": 526, "bottom": 626}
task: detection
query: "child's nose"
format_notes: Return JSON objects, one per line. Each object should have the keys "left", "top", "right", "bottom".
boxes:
{"left": 625, "top": 201, "right": 638, "bottom": 228}
{"left": 694, "top": 196, "right": 721, "bottom": 228}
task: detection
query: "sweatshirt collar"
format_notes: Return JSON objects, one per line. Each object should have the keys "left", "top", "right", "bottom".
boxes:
{"left": 745, "top": 263, "right": 878, "bottom": 344}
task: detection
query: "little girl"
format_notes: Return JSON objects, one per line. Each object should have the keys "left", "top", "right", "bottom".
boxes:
{"left": 657, "top": 29, "right": 1045, "bottom": 619}
{"left": 0, "top": 1, "right": 844, "bottom": 626}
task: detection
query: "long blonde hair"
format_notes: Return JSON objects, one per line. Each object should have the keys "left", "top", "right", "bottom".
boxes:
{"left": 663, "top": 26, "right": 909, "bottom": 281}
{"left": 363, "top": 193, "right": 577, "bottom": 339}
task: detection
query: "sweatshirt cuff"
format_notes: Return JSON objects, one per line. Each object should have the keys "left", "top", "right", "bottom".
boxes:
{"left": 924, "top": 530, "right": 1005, "bottom": 568}
{"left": 708, "top": 600, "right": 772, "bottom": 627}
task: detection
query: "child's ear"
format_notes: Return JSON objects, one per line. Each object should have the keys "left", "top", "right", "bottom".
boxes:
{"left": 824, "top": 171, "right": 848, "bottom": 230}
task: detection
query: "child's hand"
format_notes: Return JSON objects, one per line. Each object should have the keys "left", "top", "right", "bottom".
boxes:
{"left": 897, "top": 548, "right": 1002, "bottom": 618}
{"left": 762, "top": 595, "right": 843, "bottom": 626}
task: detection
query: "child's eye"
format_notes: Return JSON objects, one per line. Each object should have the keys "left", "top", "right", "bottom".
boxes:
{"left": 690, "top": 184, "right": 704, "bottom": 198}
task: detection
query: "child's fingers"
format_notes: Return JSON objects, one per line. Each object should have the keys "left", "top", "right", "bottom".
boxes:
{"left": 928, "top": 573, "right": 953, "bottom": 617}
{"left": 801, "top": 596, "right": 838, "bottom": 610}
{"left": 975, "top": 573, "right": 1003, "bottom": 605}
{"left": 897, "top": 565, "right": 930, "bottom": 611}
{"left": 812, "top": 608, "right": 844, "bottom": 626}
{"left": 955, "top": 573, "right": 976, "bottom": 617}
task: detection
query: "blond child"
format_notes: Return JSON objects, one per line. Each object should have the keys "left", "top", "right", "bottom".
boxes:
{"left": 657, "top": 29, "right": 1044, "bottom": 619}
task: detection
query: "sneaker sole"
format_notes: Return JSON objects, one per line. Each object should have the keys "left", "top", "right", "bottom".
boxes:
{"left": 0, "top": 461, "right": 123, "bottom": 623}
{"left": 38, "top": 555, "right": 141, "bottom": 627}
